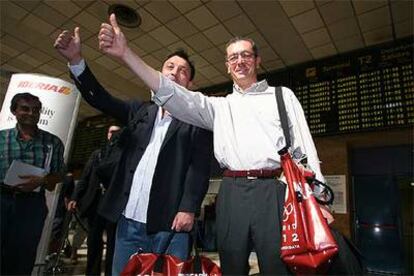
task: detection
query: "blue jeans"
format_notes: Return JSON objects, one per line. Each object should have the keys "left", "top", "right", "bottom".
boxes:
{"left": 112, "top": 215, "right": 190, "bottom": 275}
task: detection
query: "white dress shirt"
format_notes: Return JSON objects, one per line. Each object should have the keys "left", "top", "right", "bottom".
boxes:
{"left": 123, "top": 108, "right": 172, "bottom": 223}
{"left": 153, "top": 74, "right": 325, "bottom": 182}
{"left": 70, "top": 60, "right": 173, "bottom": 223}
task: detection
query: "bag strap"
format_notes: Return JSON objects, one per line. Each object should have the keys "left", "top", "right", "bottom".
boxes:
{"left": 191, "top": 221, "right": 203, "bottom": 273}
{"left": 275, "top": 86, "right": 291, "bottom": 150}
{"left": 153, "top": 232, "right": 176, "bottom": 272}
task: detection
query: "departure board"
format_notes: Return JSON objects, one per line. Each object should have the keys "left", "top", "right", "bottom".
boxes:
{"left": 290, "top": 37, "right": 413, "bottom": 136}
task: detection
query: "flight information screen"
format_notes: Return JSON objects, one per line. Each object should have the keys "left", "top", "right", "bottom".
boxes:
{"left": 290, "top": 38, "right": 413, "bottom": 136}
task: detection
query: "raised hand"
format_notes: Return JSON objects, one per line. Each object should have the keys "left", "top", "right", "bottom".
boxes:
{"left": 99, "top": 13, "right": 128, "bottom": 60}
{"left": 54, "top": 27, "right": 82, "bottom": 65}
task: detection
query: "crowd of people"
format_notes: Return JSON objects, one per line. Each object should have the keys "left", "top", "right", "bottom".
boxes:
{"left": 0, "top": 13, "right": 360, "bottom": 276}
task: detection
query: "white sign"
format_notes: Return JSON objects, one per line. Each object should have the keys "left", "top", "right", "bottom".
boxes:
{"left": 325, "top": 175, "right": 347, "bottom": 214}
{"left": 0, "top": 73, "right": 81, "bottom": 160}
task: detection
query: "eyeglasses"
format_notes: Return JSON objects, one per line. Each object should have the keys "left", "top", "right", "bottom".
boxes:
{"left": 226, "top": 51, "right": 255, "bottom": 64}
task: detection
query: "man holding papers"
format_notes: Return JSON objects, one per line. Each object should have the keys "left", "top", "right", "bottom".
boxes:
{"left": 0, "top": 93, "right": 65, "bottom": 275}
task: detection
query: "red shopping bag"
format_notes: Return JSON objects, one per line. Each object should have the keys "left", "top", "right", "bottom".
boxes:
{"left": 280, "top": 149, "right": 338, "bottom": 274}
{"left": 121, "top": 253, "right": 221, "bottom": 276}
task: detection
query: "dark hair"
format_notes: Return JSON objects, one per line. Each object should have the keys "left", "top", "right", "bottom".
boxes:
{"left": 162, "top": 49, "right": 195, "bottom": 81}
{"left": 225, "top": 36, "right": 259, "bottom": 57}
{"left": 10, "top": 93, "right": 42, "bottom": 112}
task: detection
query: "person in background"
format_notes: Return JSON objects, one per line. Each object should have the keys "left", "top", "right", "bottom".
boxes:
{"left": 0, "top": 93, "right": 65, "bottom": 275}
{"left": 54, "top": 26, "right": 213, "bottom": 275}
{"left": 97, "top": 14, "right": 328, "bottom": 275}
{"left": 48, "top": 172, "right": 75, "bottom": 256}
{"left": 67, "top": 125, "right": 120, "bottom": 276}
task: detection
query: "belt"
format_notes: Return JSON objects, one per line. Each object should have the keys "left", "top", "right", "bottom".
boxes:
{"left": 223, "top": 168, "right": 282, "bottom": 179}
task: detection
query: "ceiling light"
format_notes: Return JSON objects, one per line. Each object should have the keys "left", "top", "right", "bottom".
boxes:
{"left": 108, "top": 4, "right": 141, "bottom": 28}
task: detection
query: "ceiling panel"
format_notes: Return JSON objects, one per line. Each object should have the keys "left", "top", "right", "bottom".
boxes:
{"left": 224, "top": 14, "right": 256, "bottom": 36}
{"left": 318, "top": 0, "right": 354, "bottom": 24}
{"left": 203, "top": 24, "right": 233, "bottom": 46}
{"left": 328, "top": 18, "right": 360, "bottom": 41}
{"left": 352, "top": 0, "right": 388, "bottom": 15}
{"left": 185, "top": 5, "right": 219, "bottom": 30}
{"left": 279, "top": 0, "right": 315, "bottom": 17}
{"left": 291, "top": 8, "right": 324, "bottom": 34}
{"left": 144, "top": 1, "right": 181, "bottom": 24}
{"left": 302, "top": 27, "right": 332, "bottom": 48}
{"left": 205, "top": 1, "right": 242, "bottom": 21}
{"left": 0, "top": 0, "right": 411, "bottom": 121}
{"left": 334, "top": 34, "right": 364, "bottom": 53}
{"left": 357, "top": 6, "right": 391, "bottom": 32}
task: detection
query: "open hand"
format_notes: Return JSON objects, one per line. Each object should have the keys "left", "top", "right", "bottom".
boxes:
{"left": 99, "top": 14, "right": 128, "bottom": 60}
{"left": 54, "top": 27, "right": 82, "bottom": 65}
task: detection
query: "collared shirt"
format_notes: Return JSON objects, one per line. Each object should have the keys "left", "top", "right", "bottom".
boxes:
{"left": 0, "top": 127, "right": 65, "bottom": 182}
{"left": 153, "top": 74, "right": 325, "bottom": 182}
{"left": 69, "top": 60, "right": 174, "bottom": 223}
{"left": 123, "top": 108, "right": 172, "bottom": 223}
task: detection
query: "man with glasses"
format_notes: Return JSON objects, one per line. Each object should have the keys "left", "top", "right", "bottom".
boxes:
{"left": 98, "top": 14, "right": 325, "bottom": 274}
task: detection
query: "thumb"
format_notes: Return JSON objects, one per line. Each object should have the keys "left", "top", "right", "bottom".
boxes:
{"left": 74, "top": 27, "right": 80, "bottom": 40}
{"left": 109, "top": 13, "right": 119, "bottom": 30}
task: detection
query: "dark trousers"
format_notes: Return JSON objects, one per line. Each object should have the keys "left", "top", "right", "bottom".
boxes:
{"left": 216, "top": 177, "right": 290, "bottom": 275}
{"left": 1, "top": 192, "right": 48, "bottom": 275}
{"left": 86, "top": 212, "right": 116, "bottom": 276}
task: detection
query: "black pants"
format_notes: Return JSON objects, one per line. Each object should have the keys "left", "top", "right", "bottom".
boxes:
{"left": 216, "top": 177, "right": 290, "bottom": 275}
{"left": 86, "top": 212, "right": 116, "bottom": 276}
{"left": 1, "top": 192, "right": 47, "bottom": 275}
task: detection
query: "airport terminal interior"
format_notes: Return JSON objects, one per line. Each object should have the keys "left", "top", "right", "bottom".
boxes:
{"left": 0, "top": 0, "right": 413, "bottom": 275}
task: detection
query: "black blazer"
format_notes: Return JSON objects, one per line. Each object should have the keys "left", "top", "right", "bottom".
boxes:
{"left": 71, "top": 149, "right": 102, "bottom": 218}
{"left": 71, "top": 65, "right": 213, "bottom": 233}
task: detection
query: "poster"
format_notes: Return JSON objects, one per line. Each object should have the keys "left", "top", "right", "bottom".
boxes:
{"left": 325, "top": 175, "right": 347, "bottom": 214}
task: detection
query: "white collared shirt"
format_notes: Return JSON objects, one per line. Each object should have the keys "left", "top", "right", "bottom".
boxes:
{"left": 124, "top": 108, "right": 172, "bottom": 223}
{"left": 153, "top": 74, "right": 325, "bottom": 182}
{"left": 69, "top": 61, "right": 173, "bottom": 223}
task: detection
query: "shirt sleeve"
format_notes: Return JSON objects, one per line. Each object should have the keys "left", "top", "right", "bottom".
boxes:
{"left": 68, "top": 59, "right": 86, "bottom": 78}
{"left": 50, "top": 137, "right": 65, "bottom": 174}
{"left": 284, "top": 87, "right": 325, "bottom": 182}
{"left": 152, "top": 73, "right": 216, "bottom": 131}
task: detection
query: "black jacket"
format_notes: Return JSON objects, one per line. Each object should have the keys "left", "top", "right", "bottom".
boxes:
{"left": 71, "top": 65, "right": 213, "bottom": 233}
{"left": 72, "top": 149, "right": 102, "bottom": 218}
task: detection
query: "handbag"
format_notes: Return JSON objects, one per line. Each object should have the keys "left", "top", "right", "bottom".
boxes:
{"left": 275, "top": 87, "right": 338, "bottom": 274}
{"left": 121, "top": 224, "right": 221, "bottom": 276}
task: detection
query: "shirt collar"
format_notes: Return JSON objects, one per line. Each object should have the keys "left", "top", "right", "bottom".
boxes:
{"left": 13, "top": 125, "right": 40, "bottom": 141}
{"left": 233, "top": 79, "right": 269, "bottom": 94}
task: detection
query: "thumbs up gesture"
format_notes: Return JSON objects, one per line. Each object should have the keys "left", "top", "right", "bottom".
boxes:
{"left": 54, "top": 27, "right": 82, "bottom": 65}
{"left": 99, "top": 13, "right": 127, "bottom": 60}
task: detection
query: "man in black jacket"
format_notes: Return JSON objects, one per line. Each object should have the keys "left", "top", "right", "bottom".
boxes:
{"left": 54, "top": 28, "right": 212, "bottom": 275}
{"left": 67, "top": 125, "right": 120, "bottom": 276}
